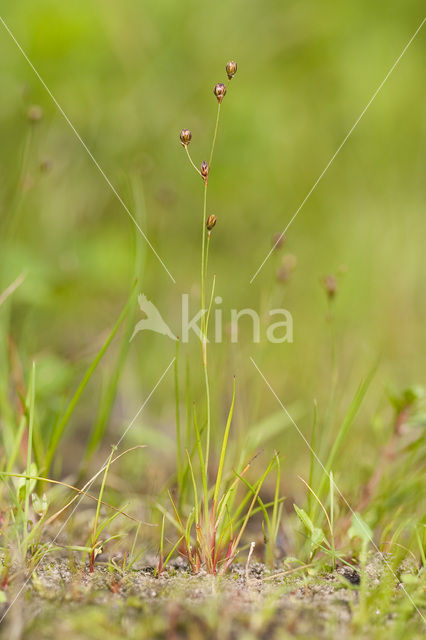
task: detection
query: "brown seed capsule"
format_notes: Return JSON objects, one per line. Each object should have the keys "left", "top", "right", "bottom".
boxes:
{"left": 272, "top": 232, "right": 285, "bottom": 250}
{"left": 214, "top": 83, "right": 227, "bottom": 103}
{"left": 206, "top": 214, "right": 217, "bottom": 231}
{"left": 27, "top": 105, "right": 43, "bottom": 123}
{"left": 276, "top": 254, "right": 297, "bottom": 283}
{"left": 40, "top": 158, "right": 52, "bottom": 174}
{"left": 226, "top": 60, "right": 237, "bottom": 80}
{"left": 322, "top": 275, "right": 337, "bottom": 299}
{"left": 200, "top": 160, "right": 209, "bottom": 180}
{"left": 180, "top": 129, "right": 192, "bottom": 147}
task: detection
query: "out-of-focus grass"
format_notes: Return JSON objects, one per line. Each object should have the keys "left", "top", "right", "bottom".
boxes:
{"left": 0, "top": 2, "right": 425, "bottom": 633}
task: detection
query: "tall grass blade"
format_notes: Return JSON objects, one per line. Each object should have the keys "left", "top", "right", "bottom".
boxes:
{"left": 213, "top": 377, "right": 236, "bottom": 507}
{"left": 24, "top": 363, "right": 36, "bottom": 534}
{"left": 315, "top": 366, "right": 376, "bottom": 514}
{"left": 45, "top": 291, "right": 134, "bottom": 473}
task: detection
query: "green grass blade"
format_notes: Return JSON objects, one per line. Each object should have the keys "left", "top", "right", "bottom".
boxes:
{"left": 235, "top": 472, "right": 271, "bottom": 531}
{"left": 213, "top": 377, "right": 236, "bottom": 507}
{"left": 93, "top": 507, "right": 124, "bottom": 544}
{"left": 162, "top": 535, "right": 185, "bottom": 573}
{"left": 24, "top": 362, "right": 36, "bottom": 531}
{"left": 307, "top": 400, "right": 318, "bottom": 516}
{"left": 6, "top": 391, "right": 31, "bottom": 473}
{"left": 326, "top": 367, "right": 376, "bottom": 473}
{"left": 83, "top": 177, "right": 145, "bottom": 466}
{"left": 45, "top": 293, "right": 134, "bottom": 473}
{"left": 186, "top": 449, "right": 199, "bottom": 524}
{"left": 228, "top": 457, "right": 275, "bottom": 565}
{"left": 83, "top": 288, "right": 138, "bottom": 466}
{"left": 193, "top": 404, "right": 208, "bottom": 525}
{"left": 91, "top": 448, "right": 115, "bottom": 547}
{"left": 315, "top": 366, "right": 376, "bottom": 513}
{"left": 175, "top": 339, "right": 182, "bottom": 495}
{"left": 159, "top": 514, "right": 165, "bottom": 564}
{"left": 267, "top": 451, "right": 282, "bottom": 564}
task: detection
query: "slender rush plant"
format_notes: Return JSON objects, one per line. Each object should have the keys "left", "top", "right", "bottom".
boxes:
{"left": 157, "top": 61, "right": 283, "bottom": 575}
{"left": 180, "top": 69, "right": 233, "bottom": 473}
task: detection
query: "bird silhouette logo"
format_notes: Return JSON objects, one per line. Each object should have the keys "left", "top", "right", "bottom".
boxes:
{"left": 130, "top": 294, "right": 177, "bottom": 342}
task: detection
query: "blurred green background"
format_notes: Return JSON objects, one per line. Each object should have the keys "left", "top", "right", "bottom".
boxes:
{"left": 0, "top": 0, "right": 425, "bottom": 500}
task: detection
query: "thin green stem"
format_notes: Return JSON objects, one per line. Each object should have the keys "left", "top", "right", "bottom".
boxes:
{"left": 159, "top": 514, "right": 165, "bottom": 566}
{"left": 213, "top": 378, "right": 236, "bottom": 506}
{"left": 129, "top": 522, "right": 142, "bottom": 567}
{"left": 205, "top": 233, "right": 211, "bottom": 301}
{"left": 6, "top": 127, "right": 34, "bottom": 238}
{"left": 267, "top": 450, "right": 281, "bottom": 565}
{"left": 205, "top": 273, "right": 216, "bottom": 332}
{"left": 92, "top": 447, "right": 115, "bottom": 548}
{"left": 162, "top": 535, "right": 185, "bottom": 573}
{"left": 226, "top": 457, "right": 275, "bottom": 568}
{"left": 209, "top": 102, "right": 222, "bottom": 168}
{"left": 203, "top": 234, "right": 214, "bottom": 469}
{"left": 193, "top": 404, "right": 209, "bottom": 526}
{"left": 200, "top": 100, "right": 223, "bottom": 473}
{"left": 201, "top": 183, "right": 208, "bottom": 335}
{"left": 174, "top": 340, "right": 182, "bottom": 494}
{"left": 200, "top": 181, "right": 211, "bottom": 470}
{"left": 24, "top": 363, "right": 36, "bottom": 535}
{"left": 186, "top": 449, "right": 199, "bottom": 524}
{"left": 185, "top": 146, "right": 202, "bottom": 176}
{"left": 203, "top": 366, "right": 211, "bottom": 471}
{"left": 307, "top": 400, "right": 318, "bottom": 517}
{"left": 330, "top": 470, "right": 335, "bottom": 570}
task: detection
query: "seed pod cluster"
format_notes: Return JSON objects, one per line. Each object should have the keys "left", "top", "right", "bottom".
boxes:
{"left": 179, "top": 63, "right": 238, "bottom": 241}
{"left": 179, "top": 61, "right": 238, "bottom": 149}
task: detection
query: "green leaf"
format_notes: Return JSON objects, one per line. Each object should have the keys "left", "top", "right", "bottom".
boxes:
{"left": 294, "top": 504, "right": 326, "bottom": 549}
{"left": 32, "top": 492, "right": 48, "bottom": 517}
{"left": 294, "top": 504, "right": 314, "bottom": 534}
{"left": 311, "top": 527, "right": 326, "bottom": 548}
{"left": 17, "top": 462, "right": 37, "bottom": 503}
